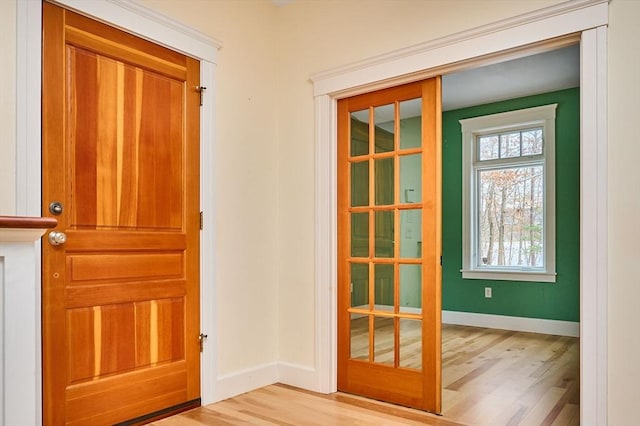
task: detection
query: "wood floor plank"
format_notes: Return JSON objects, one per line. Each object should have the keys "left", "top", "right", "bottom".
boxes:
{"left": 152, "top": 325, "right": 578, "bottom": 426}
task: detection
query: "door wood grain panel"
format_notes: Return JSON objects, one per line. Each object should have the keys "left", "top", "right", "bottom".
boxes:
{"left": 68, "top": 253, "right": 184, "bottom": 282}
{"left": 68, "top": 46, "right": 184, "bottom": 231}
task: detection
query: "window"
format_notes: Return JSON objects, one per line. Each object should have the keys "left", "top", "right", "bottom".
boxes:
{"left": 460, "top": 104, "right": 557, "bottom": 282}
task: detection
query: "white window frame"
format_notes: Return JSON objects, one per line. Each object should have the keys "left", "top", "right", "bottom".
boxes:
{"left": 460, "top": 104, "right": 557, "bottom": 282}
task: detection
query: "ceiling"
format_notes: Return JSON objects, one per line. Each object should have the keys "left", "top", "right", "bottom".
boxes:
{"left": 350, "top": 44, "right": 579, "bottom": 123}
{"left": 442, "top": 44, "right": 579, "bottom": 111}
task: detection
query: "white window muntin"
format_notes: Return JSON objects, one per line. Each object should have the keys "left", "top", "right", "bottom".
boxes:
{"left": 461, "top": 104, "right": 557, "bottom": 283}
{"left": 475, "top": 125, "right": 544, "bottom": 162}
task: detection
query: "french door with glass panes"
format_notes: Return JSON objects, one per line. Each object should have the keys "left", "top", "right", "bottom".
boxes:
{"left": 337, "top": 78, "right": 442, "bottom": 413}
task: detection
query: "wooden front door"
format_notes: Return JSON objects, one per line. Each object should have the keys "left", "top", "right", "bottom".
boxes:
{"left": 42, "top": 3, "right": 201, "bottom": 424}
{"left": 337, "top": 78, "right": 442, "bottom": 413}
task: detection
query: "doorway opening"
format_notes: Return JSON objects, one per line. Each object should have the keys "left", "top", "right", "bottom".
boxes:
{"left": 442, "top": 44, "right": 580, "bottom": 424}
{"left": 336, "top": 43, "right": 581, "bottom": 423}
{"left": 314, "top": 4, "right": 607, "bottom": 417}
{"left": 438, "top": 43, "right": 581, "bottom": 422}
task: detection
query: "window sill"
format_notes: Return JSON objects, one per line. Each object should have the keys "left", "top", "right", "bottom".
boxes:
{"left": 461, "top": 269, "right": 557, "bottom": 283}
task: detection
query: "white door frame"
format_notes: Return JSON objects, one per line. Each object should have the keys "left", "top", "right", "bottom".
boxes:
{"left": 311, "top": 0, "right": 608, "bottom": 424}
{"left": 16, "top": 0, "right": 220, "bottom": 423}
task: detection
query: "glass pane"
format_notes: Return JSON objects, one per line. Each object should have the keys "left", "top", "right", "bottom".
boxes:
{"left": 350, "top": 313, "right": 369, "bottom": 361}
{"left": 400, "top": 154, "right": 421, "bottom": 204}
{"left": 399, "top": 98, "right": 422, "bottom": 150}
{"left": 478, "top": 135, "right": 499, "bottom": 161}
{"left": 399, "top": 318, "right": 422, "bottom": 370}
{"left": 374, "top": 158, "right": 394, "bottom": 205}
{"left": 351, "top": 161, "right": 369, "bottom": 207}
{"left": 351, "top": 213, "right": 369, "bottom": 257}
{"left": 500, "top": 132, "right": 521, "bottom": 158}
{"left": 400, "top": 264, "right": 422, "bottom": 313}
{"left": 374, "top": 316, "right": 394, "bottom": 365}
{"left": 350, "top": 263, "right": 369, "bottom": 308}
{"left": 477, "top": 166, "right": 544, "bottom": 268}
{"left": 375, "top": 211, "right": 394, "bottom": 258}
{"left": 400, "top": 209, "right": 422, "bottom": 258}
{"left": 374, "top": 104, "right": 394, "bottom": 153}
{"left": 374, "top": 263, "right": 394, "bottom": 311}
{"left": 350, "top": 109, "right": 369, "bottom": 157}
{"left": 522, "top": 128, "right": 543, "bottom": 156}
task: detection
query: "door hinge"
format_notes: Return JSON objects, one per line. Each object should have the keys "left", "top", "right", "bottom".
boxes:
{"left": 196, "top": 85, "right": 207, "bottom": 106}
{"left": 200, "top": 211, "right": 204, "bottom": 230}
{"left": 199, "top": 333, "right": 208, "bottom": 353}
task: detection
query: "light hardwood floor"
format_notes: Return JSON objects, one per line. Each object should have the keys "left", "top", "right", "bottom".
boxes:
{"left": 152, "top": 324, "right": 579, "bottom": 426}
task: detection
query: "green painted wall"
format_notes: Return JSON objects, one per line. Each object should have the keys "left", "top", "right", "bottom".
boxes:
{"left": 442, "top": 88, "right": 580, "bottom": 322}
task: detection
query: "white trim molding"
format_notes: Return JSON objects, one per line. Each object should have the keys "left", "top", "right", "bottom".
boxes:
{"left": 442, "top": 310, "right": 580, "bottom": 338}
{"left": 310, "top": 0, "right": 608, "bottom": 97}
{"left": 214, "top": 361, "right": 318, "bottom": 403}
{"left": 579, "top": 25, "right": 608, "bottom": 426}
{"left": 0, "top": 230, "right": 47, "bottom": 426}
{"left": 215, "top": 362, "right": 279, "bottom": 402}
{"left": 16, "top": 0, "right": 220, "bottom": 422}
{"left": 50, "top": 0, "right": 221, "bottom": 62}
{"left": 311, "top": 1, "right": 607, "bottom": 425}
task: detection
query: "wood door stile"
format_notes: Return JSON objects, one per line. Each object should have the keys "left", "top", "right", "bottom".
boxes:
{"left": 422, "top": 77, "right": 442, "bottom": 411}
{"left": 42, "top": 3, "right": 201, "bottom": 425}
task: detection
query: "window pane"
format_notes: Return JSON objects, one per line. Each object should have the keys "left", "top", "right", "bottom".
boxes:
{"left": 478, "top": 135, "right": 499, "bottom": 161}
{"left": 500, "top": 132, "right": 521, "bottom": 158}
{"left": 399, "top": 264, "right": 421, "bottom": 313}
{"left": 375, "top": 211, "right": 394, "bottom": 258}
{"left": 399, "top": 318, "right": 421, "bottom": 370}
{"left": 374, "top": 263, "right": 394, "bottom": 311}
{"left": 399, "top": 98, "right": 421, "bottom": 150}
{"left": 351, "top": 161, "right": 369, "bottom": 207}
{"left": 374, "top": 104, "right": 394, "bottom": 153}
{"left": 351, "top": 263, "right": 369, "bottom": 307}
{"left": 400, "top": 209, "right": 422, "bottom": 258}
{"left": 350, "top": 314, "right": 369, "bottom": 361}
{"left": 477, "top": 166, "right": 544, "bottom": 268}
{"left": 350, "top": 109, "right": 369, "bottom": 157}
{"left": 374, "top": 316, "right": 394, "bottom": 365}
{"left": 351, "top": 213, "right": 369, "bottom": 257}
{"left": 375, "top": 158, "right": 394, "bottom": 205}
{"left": 400, "top": 154, "right": 421, "bottom": 204}
{"left": 522, "top": 128, "right": 543, "bottom": 156}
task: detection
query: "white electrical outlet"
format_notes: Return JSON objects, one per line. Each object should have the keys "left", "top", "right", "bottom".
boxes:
{"left": 484, "top": 287, "right": 492, "bottom": 298}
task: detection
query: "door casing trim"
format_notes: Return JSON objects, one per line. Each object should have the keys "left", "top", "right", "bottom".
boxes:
{"left": 311, "top": 1, "right": 608, "bottom": 424}
{"left": 16, "top": 0, "right": 220, "bottom": 422}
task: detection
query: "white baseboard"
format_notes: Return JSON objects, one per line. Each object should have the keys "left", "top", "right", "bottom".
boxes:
{"left": 215, "top": 361, "right": 323, "bottom": 402}
{"left": 278, "top": 362, "right": 319, "bottom": 391}
{"left": 442, "top": 310, "right": 580, "bottom": 337}
{"left": 215, "top": 361, "right": 279, "bottom": 402}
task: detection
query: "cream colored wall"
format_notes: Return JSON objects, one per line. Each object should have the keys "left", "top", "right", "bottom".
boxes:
{"left": 0, "top": 0, "right": 16, "bottom": 216}
{"left": 607, "top": 1, "right": 640, "bottom": 425}
{"left": 138, "top": 0, "right": 282, "bottom": 376}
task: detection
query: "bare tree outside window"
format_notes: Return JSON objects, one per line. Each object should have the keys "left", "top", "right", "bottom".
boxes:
{"left": 478, "top": 166, "right": 544, "bottom": 268}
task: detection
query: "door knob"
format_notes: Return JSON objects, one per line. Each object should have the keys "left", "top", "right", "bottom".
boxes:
{"left": 48, "top": 231, "right": 67, "bottom": 246}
